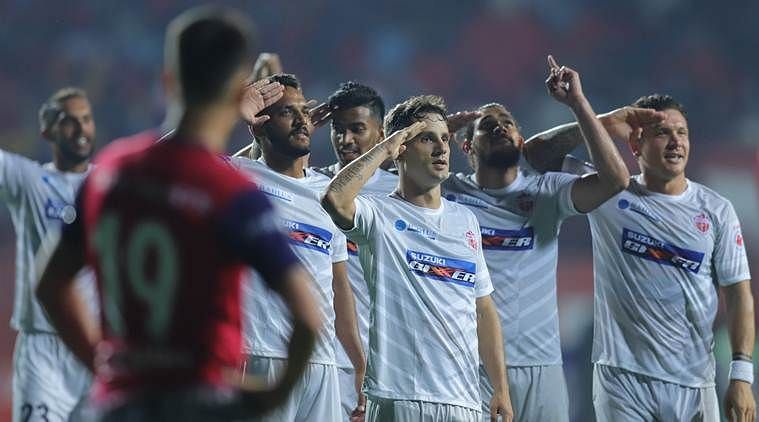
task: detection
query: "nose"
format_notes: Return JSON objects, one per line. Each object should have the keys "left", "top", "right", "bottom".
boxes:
{"left": 337, "top": 130, "right": 354, "bottom": 146}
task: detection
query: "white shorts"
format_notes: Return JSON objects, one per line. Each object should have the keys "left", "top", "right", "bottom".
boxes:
{"left": 244, "top": 356, "right": 340, "bottom": 421}
{"left": 337, "top": 366, "right": 358, "bottom": 420}
{"left": 365, "top": 396, "right": 481, "bottom": 422}
{"left": 479, "top": 364, "right": 568, "bottom": 422}
{"left": 12, "top": 331, "right": 92, "bottom": 422}
{"left": 593, "top": 364, "right": 719, "bottom": 422}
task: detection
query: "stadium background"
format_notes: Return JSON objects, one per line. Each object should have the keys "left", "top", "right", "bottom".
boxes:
{"left": 0, "top": 0, "right": 757, "bottom": 420}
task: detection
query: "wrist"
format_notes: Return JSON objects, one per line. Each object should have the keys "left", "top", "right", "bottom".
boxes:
{"left": 729, "top": 359, "right": 754, "bottom": 385}
{"left": 567, "top": 95, "right": 590, "bottom": 112}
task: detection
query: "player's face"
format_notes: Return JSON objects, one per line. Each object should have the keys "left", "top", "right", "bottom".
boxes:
{"left": 50, "top": 96, "right": 96, "bottom": 163}
{"left": 330, "top": 106, "right": 383, "bottom": 166}
{"left": 636, "top": 108, "right": 689, "bottom": 180}
{"left": 399, "top": 113, "right": 450, "bottom": 188}
{"left": 470, "top": 105, "right": 523, "bottom": 169}
{"left": 262, "top": 86, "right": 314, "bottom": 158}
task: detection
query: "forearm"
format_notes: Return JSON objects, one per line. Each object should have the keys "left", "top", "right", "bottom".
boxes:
{"left": 477, "top": 299, "right": 508, "bottom": 393}
{"left": 725, "top": 281, "right": 755, "bottom": 357}
{"left": 569, "top": 97, "right": 629, "bottom": 190}
{"left": 322, "top": 143, "right": 388, "bottom": 228}
{"left": 333, "top": 277, "right": 366, "bottom": 374}
{"left": 523, "top": 122, "right": 583, "bottom": 173}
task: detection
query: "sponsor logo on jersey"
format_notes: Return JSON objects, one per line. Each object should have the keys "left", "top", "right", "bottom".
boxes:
{"left": 693, "top": 213, "right": 710, "bottom": 233}
{"left": 44, "top": 198, "right": 77, "bottom": 224}
{"left": 444, "top": 193, "right": 489, "bottom": 209}
{"left": 283, "top": 219, "right": 333, "bottom": 254}
{"left": 259, "top": 184, "right": 294, "bottom": 203}
{"left": 394, "top": 219, "right": 437, "bottom": 240}
{"left": 406, "top": 250, "right": 476, "bottom": 287}
{"left": 617, "top": 198, "right": 659, "bottom": 222}
{"left": 347, "top": 239, "right": 359, "bottom": 256}
{"left": 480, "top": 226, "right": 534, "bottom": 250}
{"left": 621, "top": 228, "right": 704, "bottom": 273}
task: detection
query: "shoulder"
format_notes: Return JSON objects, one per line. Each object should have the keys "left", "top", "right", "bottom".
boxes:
{"left": 688, "top": 180, "right": 737, "bottom": 220}
{"left": 311, "top": 163, "right": 339, "bottom": 178}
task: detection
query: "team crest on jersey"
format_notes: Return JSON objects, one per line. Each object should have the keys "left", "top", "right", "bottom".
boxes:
{"left": 283, "top": 219, "right": 333, "bottom": 254}
{"left": 516, "top": 193, "right": 534, "bottom": 213}
{"left": 480, "top": 226, "right": 534, "bottom": 250}
{"left": 736, "top": 231, "right": 744, "bottom": 247}
{"left": 465, "top": 230, "right": 478, "bottom": 251}
{"left": 44, "top": 198, "right": 77, "bottom": 224}
{"left": 444, "top": 193, "right": 489, "bottom": 209}
{"left": 406, "top": 250, "right": 476, "bottom": 288}
{"left": 693, "top": 213, "right": 710, "bottom": 233}
{"left": 347, "top": 239, "right": 359, "bottom": 256}
{"left": 621, "top": 228, "right": 705, "bottom": 273}
{"left": 394, "top": 219, "right": 437, "bottom": 240}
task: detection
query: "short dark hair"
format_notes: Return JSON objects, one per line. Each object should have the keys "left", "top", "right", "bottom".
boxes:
{"left": 384, "top": 95, "right": 447, "bottom": 135}
{"left": 268, "top": 73, "right": 300, "bottom": 90}
{"left": 632, "top": 94, "right": 686, "bottom": 116}
{"left": 463, "top": 102, "right": 514, "bottom": 141}
{"left": 327, "top": 81, "right": 385, "bottom": 123}
{"left": 38, "top": 87, "right": 88, "bottom": 132}
{"left": 166, "top": 6, "right": 253, "bottom": 107}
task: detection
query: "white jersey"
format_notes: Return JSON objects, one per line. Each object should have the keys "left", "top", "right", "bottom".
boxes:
{"left": 316, "top": 164, "right": 399, "bottom": 369}
{"left": 442, "top": 170, "right": 579, "bottom": 366}
{"left": 0, "top": 150, "right": 97, "bottom": 332}
{"left": 346, "top": 194, "right": 493, "bottom": 410}
{"left": 589, "top": 175, "right": 750, "bottom": 387}
{"left": 234, "top": 157, "right": 348, "bottom": 365}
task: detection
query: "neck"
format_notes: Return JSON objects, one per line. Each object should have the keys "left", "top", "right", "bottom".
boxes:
{"left": 474, "top": 163, "right": 519, "bottom": 189}
{"left": 396, "top": 175, "right": 441, "bottom": 209}
{"left": 172, "top": 106, "right": 233, "bottom": 153}
{"left": 52, "top": 153, "right": 89, "bottom": 173}
{"left": 263, "top": 148, "right": 307, "bottom": 178}
{"left": 640, "top": 170, "right": 687, "bottom": 195}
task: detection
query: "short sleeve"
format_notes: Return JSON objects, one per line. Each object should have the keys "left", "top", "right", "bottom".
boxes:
{"left": 0, "top": 150, "right": 38, "bottom": 204}
{"left": 713, "top": 202, "right": 751, "bottom": 286}
{"left": 217, "top": 188, "right": 300, "bottom": 289}
{"left": 331, "top": 229, "right": 349, "bottom": 263}
{"left": 342, "top": 195, "right": 379, "bottom": 244}
{"left": 472, "top": 218, "right": 494, "bottom": 298}
{"left": 543, "top": 171, "right": 582, "bottom": 220}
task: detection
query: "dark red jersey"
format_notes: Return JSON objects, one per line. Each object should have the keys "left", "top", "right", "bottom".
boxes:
{"left": 67, "top": 131, "right": 299, "bottom": 402}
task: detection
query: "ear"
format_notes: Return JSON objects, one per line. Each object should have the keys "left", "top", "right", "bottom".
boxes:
{"left": 462, "top": 139, "right": 472, "bottom": 154}
{"left": 161, "top": 69, "right": 178, "bottom": 101}
{"left": 516, "top": 135, "right": 525, "bottom": 150}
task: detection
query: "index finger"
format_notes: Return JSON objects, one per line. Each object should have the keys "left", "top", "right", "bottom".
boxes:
{"left": 547, "top": 54, "right": 560, "bottom": 70}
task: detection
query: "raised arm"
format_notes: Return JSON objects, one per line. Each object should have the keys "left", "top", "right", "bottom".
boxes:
{"left": 332, "top": 260, "right": 366, "bottom": 418}
{"left": 321, "top": 121, "right": 426, "bottom": 229}
{"left": 543, "top": 55, "right": 629, "bottom": 213}
{"left": 476, "top": 295, "right": 513, "bottom": 422}
{"left": 721, "top": 280, "right": 756, "bottom": 422}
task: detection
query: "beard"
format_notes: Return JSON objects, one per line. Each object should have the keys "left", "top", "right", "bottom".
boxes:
{"left": 266, "top": 130, "right": 311, "bottom": 158}
{"left": 478, "top": 143, "right": 521, "bottom": 169}
{"left": 56, "top": 136, "right": 94, "bottom": 164}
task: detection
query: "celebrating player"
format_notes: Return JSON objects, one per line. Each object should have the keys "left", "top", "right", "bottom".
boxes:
{"left": 322, "top": 95, "right": 513, "bottom": 422}
{"left": 1, "top": 86, "right": 97, "bottom": 422}
{"left": 528, "top": 93, "right": 756, "bottom": 421}
{"left": 235, "top": 73, "right": 366, "bottom": 421}
{"left": 442, "top": 55, "right": 650, "bottom": 421}
{"left": 36, "top": 6, "right": 321, "bottom": 421}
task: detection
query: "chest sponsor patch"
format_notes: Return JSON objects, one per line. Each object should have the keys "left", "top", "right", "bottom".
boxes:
{"left": 347, "top": 239, "right": 359, "bottom": 256}
{"left": 621, "top": 228, "right": 705, "bottom": 273}
{"left": 283, "top": 219, "right": 332, "bottom": 254}
{"left": 480, "top": 226, "right": 534, "bottom": 251}
{"left": 406, "top": 250, "right": 476, "bottom": 288}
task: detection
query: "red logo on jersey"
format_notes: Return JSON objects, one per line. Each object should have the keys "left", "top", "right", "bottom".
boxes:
{"left": 737, "top": 233, "right": 744, "bottom": 247}
{"left": 465, "top": 230, "right": 478, "bottom": 251}
{"left": 517, "top": 193, "right": 534, "bottom": 213}
{"left": 693, "top": 213, "right": 710, "bottom": 233}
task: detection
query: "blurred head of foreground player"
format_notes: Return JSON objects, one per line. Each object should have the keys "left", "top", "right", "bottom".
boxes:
{"left": 39, "top": 87, "right": 96, "bottom": 172}
{"left": 627, "top": 94, "right": 690, "bottom": 193}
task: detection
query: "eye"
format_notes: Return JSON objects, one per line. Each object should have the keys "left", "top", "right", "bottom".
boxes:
{"left": 503, "top": 121, "right": 514, "bottom": 128}
{"left": 280, "top": 109, "right": 293, "bottom": 116}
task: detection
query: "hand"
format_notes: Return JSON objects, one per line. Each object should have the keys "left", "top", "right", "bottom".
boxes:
{"left": 545, "top": 55, "right": 584, "bottom": 107}
{"left": 252, "top": 53, "right": 283, "bottom": 80}
{"left": 240, "top": 79, "right": 284, "bottom": 127}
{"left": 725, "top": 380, "right": 756, "bottom": 422}
{"left": 447, "top": 111, "right": 481, "bottom": 135}
{"left": 349, "top": 395, "right": 366, "bottom": 422}
{"left": 598, "top": 106, "right": 667, "bottom": 143}
{"left": 380, "top": 121, "right": 427, "bottom": 159}
{"left": 309, "top": 102, "right": 334, "bottom": 129}
{"left": 489, "top": 388, "right": 513, "bottom": 422}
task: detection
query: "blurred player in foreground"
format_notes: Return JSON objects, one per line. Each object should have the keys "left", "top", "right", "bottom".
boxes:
{"left": 322, "top": 95, "right": 513, "bottom": 421}
{"left": 36, "top": 6, "right": 321, "bottom": 421}
{"left": 2, "top": 86, "right": 97, "bottom": 422}
{"left": 529, "top": 94, "right": 756, "bottom": 422}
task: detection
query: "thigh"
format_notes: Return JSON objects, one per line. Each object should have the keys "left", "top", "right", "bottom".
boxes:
{"left": 244, "top": 356, "right": 299, "bottom": 422}
{"left": 13, "top": 333, "right": 90, "bottom": 422}
{"left": 297, "top": 364, "right": 341, "bottom": 422}
{"left": 521, "top": 365, "right": 569, "bottom": 422}
{"left": 337, "top": 366, "right": 357, "bottom": 421}
{"left": 661, "top": 384, "right": 719, "bottom": 422}
{"left": 592, "top": 364, "right": 654, "bottom": 422}
{"left": 420, "top": 402, "right": 480, "bottom": 422}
